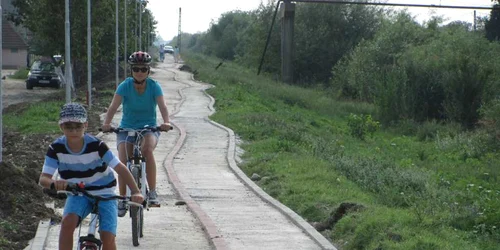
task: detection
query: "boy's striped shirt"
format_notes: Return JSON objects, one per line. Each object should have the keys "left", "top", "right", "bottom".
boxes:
{"left": 43, "top": 134, "right": 120, "bottom": 196}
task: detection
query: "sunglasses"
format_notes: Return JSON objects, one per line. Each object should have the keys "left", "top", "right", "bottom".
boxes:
{"left": 62, "top": 123, "right": 85, "bottom": 131}
{"left": 132, "top": 67, "right": 149, "bottom": 73}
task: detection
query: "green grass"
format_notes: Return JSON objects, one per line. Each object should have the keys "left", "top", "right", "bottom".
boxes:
{"left": 9, "top": 68, "right": 29, "bottom": 79}
{"left": 183, "top": 51, "right": 500, "bottom": 249}
{"left": 4, "top": 101, "right": 64, "bottom": 134}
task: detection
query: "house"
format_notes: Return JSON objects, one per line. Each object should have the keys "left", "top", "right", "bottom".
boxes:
{"left": 2, "top": 0, "right": 30, "bottom": 69}
{"left": 2, "top": 20, "right": 29, "bottom": 69}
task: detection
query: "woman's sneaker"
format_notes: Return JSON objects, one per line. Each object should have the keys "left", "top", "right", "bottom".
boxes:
{"left": 148, "top": 190, "right": 160, "bottom": 206}
{"left": 118, "top": 200, "right": 128, "bottom": 217}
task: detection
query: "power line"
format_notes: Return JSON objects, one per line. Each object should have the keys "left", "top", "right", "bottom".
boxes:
{"left": 257, "top": 1, "right": 281, "bottom": 75}
{"left": 292, "top": 0, "right": 495, "bottom": 10}
{"left": 257, "top": 0, "right": 496, "bottom": 76}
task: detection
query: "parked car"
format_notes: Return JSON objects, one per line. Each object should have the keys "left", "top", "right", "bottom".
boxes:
{"left": 26, "top": 60, "right": 62, "bottom": 89}
{"left": 164, "top": 45, "right": 174, "bottom": 54}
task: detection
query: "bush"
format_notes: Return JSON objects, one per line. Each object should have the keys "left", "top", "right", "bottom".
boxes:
{"left": 479, "top": 98, "right": 500, "bottom": 140}
{"left": 416, "top": 120, "right": 462, "bottom": 141}
{"left": 330, "top": 11, "right": 432, "bottom": 102}
{"left": 347, "top": 113, "right": 380, "bottom": 140}
{"left": 331, "top": 12, "right": 500, "bottom": 127}
{"left": 436, "top": 130, "right": 493, "bottom": 160}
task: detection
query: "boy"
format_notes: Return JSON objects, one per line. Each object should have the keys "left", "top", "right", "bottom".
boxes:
{"left": 39, "top": 103, "right": 144, "bottom": 250}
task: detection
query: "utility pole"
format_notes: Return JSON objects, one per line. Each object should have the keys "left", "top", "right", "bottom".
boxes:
{"left": 87, "top": 0, "right": 92, "bottom": 109}
{"left": 124, "top": 0, "right": 127, "bottom": 78}
{"left": 280, "top": 0, "right": 295, "bottom": 83}
{"left": 149, "top": 13, "right": 152, "bottom": 51}
{"left": 146, "top": 12, "right": 149, "bottom": 52}
{"left": 178, "top": 7, "right": 181, "bottom": 51}
{"left": 147, "top": 13, "right": 149, "bottom": 52}
{"left": 65, "top": 0, "right": 73, "bottom": 103}
{"left": 139, "top": 1, "right": 142, "bottom": 51}
{"left": 0, "top": 5, "right": 3, "bottom": 162}
{"left": 135, "top": 0, "right": 138, "bottom": 51}
{"left": 115, "top": 0, "right": 119, "bottom": 89}
{"left": 474, "top": 10, "right": 477, "bottom": 31}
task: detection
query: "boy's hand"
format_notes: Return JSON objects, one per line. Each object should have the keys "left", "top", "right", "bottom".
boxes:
{"left": 52, "top": 180, "right": 68, "bottom": 191}
{"left": 131, "top": 192, "right": 144, "bottom": 204}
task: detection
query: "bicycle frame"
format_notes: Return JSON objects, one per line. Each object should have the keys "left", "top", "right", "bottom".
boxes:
{"left": 49, "top": 184, "right": 139, "bottom": 250}
{"left": 105, "top": 126, "right": 169, "bottom": 246}
{"left": 118, "top": 127, "right": 158, "bottom": 246}
{"left": 121, "top": 128, "right": 150, "bottom": 207}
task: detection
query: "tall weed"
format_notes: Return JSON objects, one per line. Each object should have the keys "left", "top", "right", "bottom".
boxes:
{"left": 436, "top": 130, "right": 493, "bottom": 160}
{"left": 333, "top": 156, "right": 432, "bottom": 207}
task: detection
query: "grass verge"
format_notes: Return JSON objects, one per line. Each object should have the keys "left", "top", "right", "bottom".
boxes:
{"left": 183, "top": 51, "right": 500, "bottom": 250}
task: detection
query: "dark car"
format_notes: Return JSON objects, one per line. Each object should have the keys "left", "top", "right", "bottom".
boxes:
{"left": 26, "top": 60, "right": 62, "bottom": 89}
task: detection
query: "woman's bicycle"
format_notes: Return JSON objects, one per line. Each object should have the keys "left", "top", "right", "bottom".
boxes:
{"left": 102, "top": 126, "right": 170, "bottom": 246}
{"left": 44, "top": 183, "right": 142, "bottom": 250}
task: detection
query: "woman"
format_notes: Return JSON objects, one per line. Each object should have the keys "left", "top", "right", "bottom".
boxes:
{"left": 102, "top": 51, "right": 171, "bottom": 217}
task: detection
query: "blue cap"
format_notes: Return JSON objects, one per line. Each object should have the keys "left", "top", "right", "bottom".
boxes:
{"left": 59, "top": 103, "right": 87, "bottom": 124}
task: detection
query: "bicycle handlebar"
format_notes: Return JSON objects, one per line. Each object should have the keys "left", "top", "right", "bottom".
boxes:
{"left": 43, "top": 183, "right": 144, "bottom": 206}
{"left": 99, "top": 126, "right": 173, "bottom": 133}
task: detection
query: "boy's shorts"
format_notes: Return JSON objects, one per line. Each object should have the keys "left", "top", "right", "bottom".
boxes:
{"left": 63, "top": 194, "right": 117, "bottom": 235}
{"left": 116, "top": 130, "right": 160, "bottom": 149}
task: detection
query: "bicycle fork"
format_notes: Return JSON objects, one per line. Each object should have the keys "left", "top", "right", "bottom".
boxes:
{"left": 78, "top": 213, "right": 101, "bottom": 250}
{"left": 127, "top": 161, "right": 148, "bottom": 209}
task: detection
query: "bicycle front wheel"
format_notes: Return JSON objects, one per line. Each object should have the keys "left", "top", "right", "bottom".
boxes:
{"left": 131, "top": 206, "right": 142, "bottom": 246}
{"left": 130, "top": 166, "right": 142, "bottom": 246}
{"left": 140, "top": 204, "right": 144, "bottom": 238}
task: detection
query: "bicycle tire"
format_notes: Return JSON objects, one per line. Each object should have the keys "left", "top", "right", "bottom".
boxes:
{"left": 141, "top": 185, "right": 148, "bottom": 238}
{"left": 140, "top": 203, "right": 144, "bottom": 237}
{"left": 79, "top": 242, "right": 98, "bottom": 250}
{"left": 81, "top": 247, "right": 98, "bottom": 250}
{"left": 130, "top": 166, "right": 141, "bottom": 246}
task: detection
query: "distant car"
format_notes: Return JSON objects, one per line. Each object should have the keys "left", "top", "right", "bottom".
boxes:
{"left": 164, "top": 45, "right": 174, "bottom": 54}
{"left": 26, "top": 60, "right": 62, "bottom": 89}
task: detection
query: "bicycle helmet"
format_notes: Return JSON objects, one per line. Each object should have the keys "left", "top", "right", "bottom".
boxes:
{"left": 128, "top": 51, "right": 152, "bottom": 65}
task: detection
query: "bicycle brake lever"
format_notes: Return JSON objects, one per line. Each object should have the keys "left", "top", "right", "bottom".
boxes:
{"left": 43, "top": 188, "right": 68, "bottom": 200}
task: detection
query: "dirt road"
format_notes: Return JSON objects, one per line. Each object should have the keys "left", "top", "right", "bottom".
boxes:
{"left": 2, "top": 70, "right": 60, "bottom": 109}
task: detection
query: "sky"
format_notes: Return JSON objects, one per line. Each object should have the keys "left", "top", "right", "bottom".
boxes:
{"left": 147, "top": 0, "right": 266, "bottom": 41}
{"left": 147, "top": 0, "right": 494, "bottom": 42}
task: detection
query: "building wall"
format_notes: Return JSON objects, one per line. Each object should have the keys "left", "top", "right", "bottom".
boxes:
{"left": 2, "top": 0, "right": 15, "bottom": 13}
{"left": 3, "top": 48, "right": 28, "bottom": 69}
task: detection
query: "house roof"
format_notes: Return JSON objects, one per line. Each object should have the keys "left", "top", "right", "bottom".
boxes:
{"left": 2, "top": 21, "right": 28, "bottom": 49}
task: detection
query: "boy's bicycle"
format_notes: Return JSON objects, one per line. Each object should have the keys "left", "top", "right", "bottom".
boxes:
{"left": 103, "top": 126, "right": 170, "bottom": 246}
{"left": 44, "top": 183, "right": 142, "bottom": 250}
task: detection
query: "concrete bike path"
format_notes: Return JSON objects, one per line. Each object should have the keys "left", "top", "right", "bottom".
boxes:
{"left": 157, "top": 60, "right": 336, "bottom": 250}
{"left": 41, "top": 67, "right": 213, "bottom": 250}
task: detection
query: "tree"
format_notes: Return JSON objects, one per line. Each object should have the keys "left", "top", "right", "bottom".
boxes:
{"left": 9, "top": 0, "right": 157, "bottom": 85}
{"left": 9, "top": 0, "right": 155, "bottom": 60}
{"left": 292, "top": 2, "right": 384, "bottom": 85}
{"left": 485, "top": 4, "right": 500, "bottom": 41}
{"left": 188, "top": 1, "right": 384, "bottom": 85}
